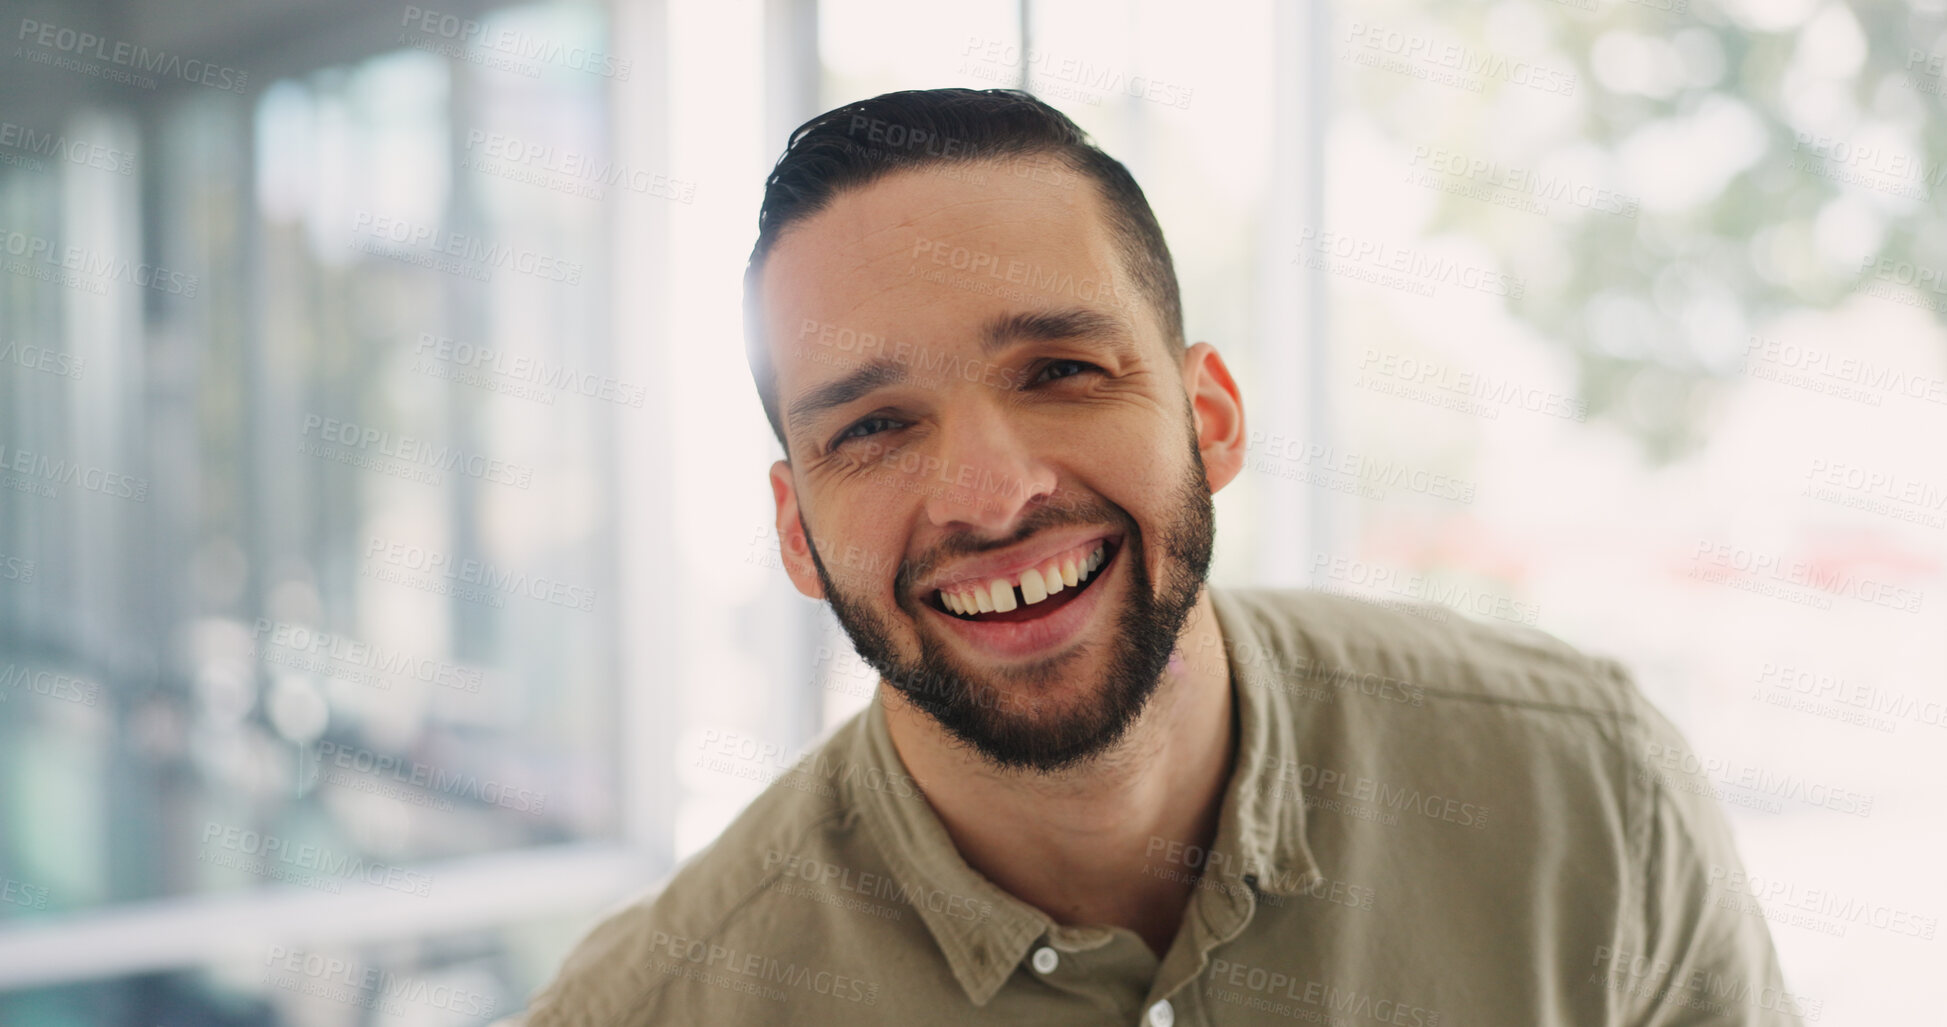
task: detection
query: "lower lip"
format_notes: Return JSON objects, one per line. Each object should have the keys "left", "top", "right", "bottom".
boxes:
{"left": 925, "top": 542, "right": 1120, "bottom": 661}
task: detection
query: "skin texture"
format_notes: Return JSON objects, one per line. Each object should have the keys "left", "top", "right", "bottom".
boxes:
{"left": 757, "top": 157, "right": 1249, "bottom": 957}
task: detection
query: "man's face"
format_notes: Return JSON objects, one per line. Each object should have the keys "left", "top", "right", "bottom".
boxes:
{"left": 758, "top": 156, "right": 1240, "bottom": 773}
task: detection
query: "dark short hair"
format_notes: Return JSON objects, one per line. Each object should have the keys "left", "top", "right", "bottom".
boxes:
{"left": 743, "top": 87, "right": 1186, "bottom": 454}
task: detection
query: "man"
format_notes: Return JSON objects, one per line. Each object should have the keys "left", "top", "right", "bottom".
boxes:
{"left": 515, "top": 89, "right": 1805, "bottom": 1025}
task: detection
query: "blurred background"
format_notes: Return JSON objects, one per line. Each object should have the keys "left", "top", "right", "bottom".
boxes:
{"left": 0, "top": 0, "right": 1941, "bottom": 1022}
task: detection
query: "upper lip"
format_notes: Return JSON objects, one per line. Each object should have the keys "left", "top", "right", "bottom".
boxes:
{"left": 919, "top": 529, "right": 1119, "bottom": 594}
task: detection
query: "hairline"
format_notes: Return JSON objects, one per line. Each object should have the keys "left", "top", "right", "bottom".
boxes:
{"left": 746, "top": 150, "right": 1186, "bottom": 461}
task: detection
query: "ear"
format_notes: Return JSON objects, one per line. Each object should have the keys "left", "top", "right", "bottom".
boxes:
{"left": 1180, "top": 342, "right": 1246, "bottom": 494}
{"left": 769, "top": 460, "right": 827, "bottom": 600}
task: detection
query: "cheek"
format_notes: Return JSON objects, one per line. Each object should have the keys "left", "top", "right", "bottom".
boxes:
{"left": 819, "top": 497, "right": 913, "bottom": 596}
{"left": 1096, "top": 428, "right": 1189, "bottom": 499}
{"left": 1088, "top": 433, "right": 1194, "bottom": 559}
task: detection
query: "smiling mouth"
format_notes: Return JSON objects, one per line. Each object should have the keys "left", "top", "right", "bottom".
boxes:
{"left": 929, "top": 537, "right": 1120, "bottom": 624}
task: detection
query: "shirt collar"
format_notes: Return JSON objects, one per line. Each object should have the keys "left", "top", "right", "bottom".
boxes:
{"left": 851, "top": 697, "right": 1047, "bottom": 1005}
{"left": 843, "top": 585, "right": 1323, "bottom": 1006}
{"left": 1206, "top": 585, "right": 1325, "bottom": 899}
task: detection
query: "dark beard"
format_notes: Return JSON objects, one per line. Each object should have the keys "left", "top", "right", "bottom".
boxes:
{"left": 804, "top": 421, "right": 1216, "bottom": 774}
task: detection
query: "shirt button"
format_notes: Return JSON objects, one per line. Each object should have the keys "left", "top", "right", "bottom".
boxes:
{"left": 1146, "top": 999, "right": 1175, "bottom": 1027}
{"left": 1031, "top": 946, "right": 1059, "bottom": 974}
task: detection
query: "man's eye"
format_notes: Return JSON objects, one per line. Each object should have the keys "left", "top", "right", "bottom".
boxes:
{"left": 1032, "top": 359, "right": 1101, "bottom": 384}
{"left": 834, "top": 415, "right": 902, "bottom": 446}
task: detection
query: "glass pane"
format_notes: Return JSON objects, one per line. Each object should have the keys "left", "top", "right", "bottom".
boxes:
{"left": 1322, "top": 2, "right": 1945, "bottom": 1022}
{"left": 1, "top": 1, "right": 634, "bottom": 1022}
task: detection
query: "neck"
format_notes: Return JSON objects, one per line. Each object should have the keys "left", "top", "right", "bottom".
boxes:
{"left": 881, "top": 589, "right": 1235, "bottom": 957}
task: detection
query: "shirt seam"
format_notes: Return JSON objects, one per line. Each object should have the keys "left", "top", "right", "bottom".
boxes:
{"left": 1628, "top": 715, "right": 1680, "bottom": 1024}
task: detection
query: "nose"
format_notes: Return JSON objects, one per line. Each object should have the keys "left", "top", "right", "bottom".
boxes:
{"left": 921, "top": 396, "right": 1058, "bottom": 533}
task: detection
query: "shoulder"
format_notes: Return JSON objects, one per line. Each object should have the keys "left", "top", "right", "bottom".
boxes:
{"left": 1213, "top": 585, "right": 1643, "bottom": 718}
{"left": 1217, "top": 586, "right": 1677, "bottom": 846}
{"left": 521, "top": 714, "right": 893, "bottom": 1027}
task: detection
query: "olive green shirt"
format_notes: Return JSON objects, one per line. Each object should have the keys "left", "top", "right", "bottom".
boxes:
{"left": 512, "top": 587, "right": 1806, "bottom": 1025}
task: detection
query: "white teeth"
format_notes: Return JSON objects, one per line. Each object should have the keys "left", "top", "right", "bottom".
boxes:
{"left": 989, "top": 578, "right": 1017, "bottom": 612}
{"left": 939, "top": 542, "right": 1112, "bottom": 617}
{"left": 1019, "top": 567, "right": 1048, "bottom": 605}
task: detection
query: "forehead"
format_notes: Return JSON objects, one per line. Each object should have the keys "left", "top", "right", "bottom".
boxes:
{"left": 757, "top": 159, "right": 1144, "bottom": 416}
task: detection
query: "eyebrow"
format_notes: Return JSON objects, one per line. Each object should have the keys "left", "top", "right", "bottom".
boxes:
{"left": 979, "top": 308, "right": 1132, "bottom": 355}
{"left": 784, "top": 306, "right": 1137, "bottom": 447}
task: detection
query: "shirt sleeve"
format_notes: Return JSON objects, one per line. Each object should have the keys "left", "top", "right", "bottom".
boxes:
{"left": 1609, "top": 672, "right": 1816, "bottom": 1026}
